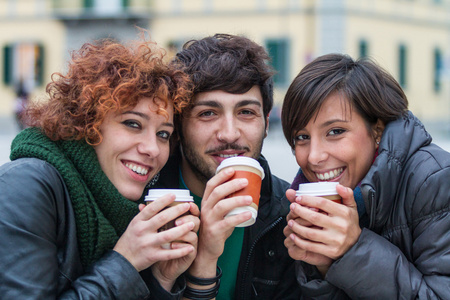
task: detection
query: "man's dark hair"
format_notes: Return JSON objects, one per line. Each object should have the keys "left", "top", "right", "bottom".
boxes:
{"left": 173, "top": 33, "right": 275, "bottom": 119}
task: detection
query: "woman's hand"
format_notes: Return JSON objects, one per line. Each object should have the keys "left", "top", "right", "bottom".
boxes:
{"left": 151, "top": 202, "right": 200, "bottom": 290}
{"left": 284, "top": 189, "right": 333, "bottom": 270}
{"left": 113, "top": 194, "right": 197, "bottom": 283}
{"left": 283, "top": 185, "right": 361, "bottom": 277}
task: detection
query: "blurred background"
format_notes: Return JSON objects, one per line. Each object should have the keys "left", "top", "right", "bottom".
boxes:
{"left": 1, "top": 0, "right": 450, "bottom": 182}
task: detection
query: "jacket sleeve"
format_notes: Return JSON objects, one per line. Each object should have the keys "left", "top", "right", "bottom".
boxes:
{"left": 325, "top": 165, "right": 450, "bottom": 299}
{"left": 0, "top": 159, "right": 182, "bottom": 299}
{"left": 64, "top": 251, "right": 185, "bottom": 300}
{"left": 293, "top": 261, "right": 349, "bottom": 299}
{"left": 295, "top": 169, "right": 450, "bottom": 299}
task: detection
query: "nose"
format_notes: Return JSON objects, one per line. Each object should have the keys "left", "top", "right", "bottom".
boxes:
{"left": 137, "top": 133, "right": 160, "bottom": 158}
{"left": 216, "top": 116, "right": 241, "bottom": 143}
{"left": 307, "top": 137, "right": 328, "bottom": 165}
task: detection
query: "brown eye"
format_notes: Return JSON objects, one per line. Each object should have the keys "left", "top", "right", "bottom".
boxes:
{"left": 328, "top": 129, "right": 345, "bottom": 136}
{"left": 122, "top": 120, "right": 141, "bottom": 129}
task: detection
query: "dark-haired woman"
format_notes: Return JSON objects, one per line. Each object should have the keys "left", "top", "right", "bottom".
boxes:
{"left": 282, "top": 53, "right": 450, "bottom": 299}
{"left": 0, "top": 37, "right": 199, "bottom": 299}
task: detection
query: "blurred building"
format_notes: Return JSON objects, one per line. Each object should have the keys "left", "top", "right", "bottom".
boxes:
{"left": 1, "top": 0, "right": 450, "bottom": 132}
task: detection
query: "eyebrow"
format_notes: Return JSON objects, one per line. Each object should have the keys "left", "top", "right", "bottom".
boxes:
{"left": 122, "top": 111, "right": 174, "bottom": 128}
{"left": 194, "top": 99, "right": 262, "bottom": 108}
{"left": 320, "top": 118, "right": 349, "bottom": 128}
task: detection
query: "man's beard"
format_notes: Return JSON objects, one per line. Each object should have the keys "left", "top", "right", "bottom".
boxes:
{"left": 181, "top": 139, "right": 264, "bottom": 185}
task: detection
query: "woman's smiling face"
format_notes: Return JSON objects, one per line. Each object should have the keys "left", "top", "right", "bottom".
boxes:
{"left": 94, "top": 97, "right": 174, "bottom": 201}
{"left": 293, "top": 92, "right": 381, "bottom": 189}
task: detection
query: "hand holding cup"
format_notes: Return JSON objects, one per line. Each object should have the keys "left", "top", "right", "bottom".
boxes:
{"left": 215, "top": 157, "right": 265, "bottom": 227}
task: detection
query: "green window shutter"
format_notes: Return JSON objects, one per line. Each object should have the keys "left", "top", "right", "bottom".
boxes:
{"left": 266, "top": 39, "right": 288, "bottom": 85}
{"left": 84, "top": 0, "right": 94, "bottom": 9}
{"left": 359, "top": 40, "right": 368, "bottom": 58}
{"left": 434, "top": 48, "right": 442, "bottom": 93}
{"left": 3, "top": 44, "right": 13, "bottom": 86}
{"left": 399, "top": 44, "right": 407, "bottom": 88}
{"left": 36, "top": 44, "right": 45, "bottom": 87}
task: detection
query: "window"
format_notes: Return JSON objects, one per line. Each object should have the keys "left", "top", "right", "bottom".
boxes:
{"left": 2, "top": 43, "right": 45, "bottom": 90}
{"left": 84, "top": 0, "right": 127, "bottom": 13}
{"left": 434, "top": 48, "right": 443, "bottom": 93}
{"left": 398, "top": 44, "right": 407, "bottom": 88}
{"left": 3, "top": 45, "right": 12, "bottom": 85}
{"left": 359, "top": 39, "right": 368, "bottom": 58}
{"left": 266, "top": 39, "right": 289, "bottom": 86}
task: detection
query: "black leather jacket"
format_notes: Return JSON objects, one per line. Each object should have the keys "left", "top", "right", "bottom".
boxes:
{"left": 0, "top": 158, "right": 184, "bottom": 299}
{"left": 150, "top": 152, "right": 302, "bottom": 299}
{"left": 295, "top": 112, "right": 450, "bottom": 299}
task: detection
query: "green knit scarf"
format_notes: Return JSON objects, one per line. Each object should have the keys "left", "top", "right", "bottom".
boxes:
{"left": 10, "top": 127, "right": 140, "bottom": 269}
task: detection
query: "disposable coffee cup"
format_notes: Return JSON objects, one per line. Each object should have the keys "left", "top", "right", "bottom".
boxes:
{"left": 296, "top": 182, "right": 342, "bottom": 204}
{"left": 216, "top": 157, "right": 265, "bottom": 227}
{"left": 145, "top": 189, "right": 194, "bottom": 248}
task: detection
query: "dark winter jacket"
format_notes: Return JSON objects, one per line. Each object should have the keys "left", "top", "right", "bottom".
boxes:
{"left": 295, "top": 111, "right": 450, "bottom": 299}
{"left": 0, "top": 158, "right": 184, "bottom": 299}
{"left": 151, "top": 152, "right": 302, "bottom": 299}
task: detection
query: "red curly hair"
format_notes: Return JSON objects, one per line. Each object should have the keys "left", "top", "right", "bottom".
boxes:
{"left": 25, "top": 37, "right": 191, "bottom": 145}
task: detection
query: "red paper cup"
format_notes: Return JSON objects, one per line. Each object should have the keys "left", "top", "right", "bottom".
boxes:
{"left": 216, "top": 157, "right": 265, "bottom": 227}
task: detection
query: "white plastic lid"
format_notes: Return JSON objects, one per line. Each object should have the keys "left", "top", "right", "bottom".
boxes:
{"left": 145, "top": 189, "right": 193, "bottom": 202}
{"left": 215, "top": 156, "right": 265, "bottom": 179}
{"left": 296, "top": 182, "right": 339, "bottom": 197}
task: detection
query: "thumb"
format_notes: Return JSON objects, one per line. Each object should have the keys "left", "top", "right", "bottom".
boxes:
{"left": 337, "top": 184, "right": 357, "bottom": 208}
{"left": 285, "top": 189, "right": 297, "bottom": 204}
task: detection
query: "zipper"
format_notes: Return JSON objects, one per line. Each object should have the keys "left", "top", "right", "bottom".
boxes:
{"left": 368, "top": 189, "right": 376, "bottom": 229}
{"left": 239, "top": 216, "right": 283, "bottom": 299}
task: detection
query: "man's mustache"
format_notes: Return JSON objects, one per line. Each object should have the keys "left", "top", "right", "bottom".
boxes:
{"left": 205, "top": 144, "right": 250, "bottom": 154}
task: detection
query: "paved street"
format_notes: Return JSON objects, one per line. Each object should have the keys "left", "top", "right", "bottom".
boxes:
{"left": 1, "top": 116, "right": 450, "bottom": 183}
{"left": 0, "top": 116, "right": 19, "bottom": 167}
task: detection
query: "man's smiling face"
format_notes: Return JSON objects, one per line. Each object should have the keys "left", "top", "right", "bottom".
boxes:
{"left": 180, "top": 86, "right": 267, "bottom": 184}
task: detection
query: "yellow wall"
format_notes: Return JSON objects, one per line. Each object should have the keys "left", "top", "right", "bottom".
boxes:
{"left": 0, "top": 19, "right": 65, "bottom": 116}
{"left": 1, "top": 0, "right": 449, "bottom": 125}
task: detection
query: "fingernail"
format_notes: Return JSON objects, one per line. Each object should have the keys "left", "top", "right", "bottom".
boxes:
{"left": 240, "top": 178, "right": 248, "bottom": 185}
{"left": 296, "top": 196, "right": 302, "bottom": 203}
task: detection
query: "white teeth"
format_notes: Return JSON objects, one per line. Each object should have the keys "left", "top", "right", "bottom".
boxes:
{"left": 125, "top": 163, "right": 149, "bottom": 175}
{"left": 218, "top": 154, "right": 239, "bottom": 158}
{"left": 315, "top": 168, "right": 343, "bottom": 181}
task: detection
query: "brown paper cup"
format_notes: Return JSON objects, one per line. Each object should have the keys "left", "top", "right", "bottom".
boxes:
{"left": 145, "top": 189, "right": 193, "bottom": 248}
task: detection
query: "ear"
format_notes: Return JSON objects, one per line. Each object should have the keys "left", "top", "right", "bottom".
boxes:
{"left": 372, "top": 119, "right": 385, "bottom": 146}
{"left": 264, "top": 115, "right": 270, "bottom": 138}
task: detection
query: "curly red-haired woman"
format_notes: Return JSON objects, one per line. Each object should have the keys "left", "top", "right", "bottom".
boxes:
{"left": 0, "top": 37, "right": 199, "bottom": 299}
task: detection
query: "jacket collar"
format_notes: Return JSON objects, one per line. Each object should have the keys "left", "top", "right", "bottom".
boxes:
{"left": 361, "top": 111, "right": 432, "bottom": 232}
